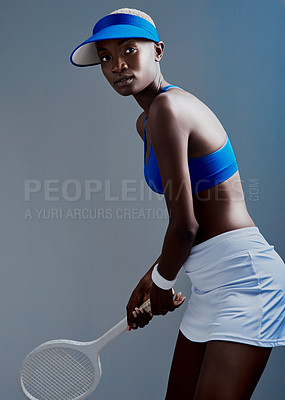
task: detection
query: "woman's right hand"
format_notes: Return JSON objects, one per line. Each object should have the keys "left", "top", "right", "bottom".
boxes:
{"left": 126, "top": 271, "right": 154, "bottom": 331}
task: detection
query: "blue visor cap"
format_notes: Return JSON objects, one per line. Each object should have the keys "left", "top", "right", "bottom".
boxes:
{"left": 70, "top": 13, "right": 159, "bottom": 67}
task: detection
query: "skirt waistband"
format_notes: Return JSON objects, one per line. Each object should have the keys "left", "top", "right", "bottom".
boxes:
{"left": 183, "top": 227, "right": 273, "bottom": 274}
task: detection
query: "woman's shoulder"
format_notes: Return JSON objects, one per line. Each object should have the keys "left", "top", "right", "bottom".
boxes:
{"left": 149, "top": 87, "right": 200, "bottom": 129}
{"left": 150, "top": 88, "right": 225, "bottom": 139}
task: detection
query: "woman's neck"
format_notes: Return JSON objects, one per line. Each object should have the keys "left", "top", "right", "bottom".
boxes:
{"left": 133, "top": 74, "right": 169, "bottom": 114}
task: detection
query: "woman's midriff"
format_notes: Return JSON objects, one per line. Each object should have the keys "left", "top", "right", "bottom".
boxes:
{"left": 192, "top": 171, "right": 255, "bottom": 246}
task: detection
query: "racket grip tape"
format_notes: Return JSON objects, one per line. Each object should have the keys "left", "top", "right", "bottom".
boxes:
{"left": 140, "top": 298, "right": 152, "bottom": 313}
{"left": 139, "top": 289, "right": 175, "bottom": 314}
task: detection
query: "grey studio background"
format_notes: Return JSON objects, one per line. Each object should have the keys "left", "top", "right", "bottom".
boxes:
{"left": 1, "top": 0, "right": 285, "bottom": 399}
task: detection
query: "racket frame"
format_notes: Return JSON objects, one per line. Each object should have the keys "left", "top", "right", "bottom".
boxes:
{"left": 18, "top": 299, "right": 151, "bottom": 400}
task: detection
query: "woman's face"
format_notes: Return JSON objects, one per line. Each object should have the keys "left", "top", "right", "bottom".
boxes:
{"left": 96, "top": 38, "right": 163, "bottom": 96}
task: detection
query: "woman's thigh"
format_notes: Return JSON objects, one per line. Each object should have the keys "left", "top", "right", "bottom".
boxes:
{"left": 194, "top": 340, "right": 272, "bottom": 400}
{"left": 165, "top": 330, "right": 207, "bottom": 399}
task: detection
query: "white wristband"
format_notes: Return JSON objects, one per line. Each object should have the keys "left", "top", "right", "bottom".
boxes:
{"left": 151, "top": 264, "right": 177, "bottom": 290}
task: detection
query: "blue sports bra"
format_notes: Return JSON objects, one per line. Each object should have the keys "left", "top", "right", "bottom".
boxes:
{"left": 144, "top": 85, "right": 239, "bottom": 195}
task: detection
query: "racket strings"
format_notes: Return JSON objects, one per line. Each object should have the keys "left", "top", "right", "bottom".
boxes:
{"left": 23, "top": 354, "right": 90, "bottom": 399}
{"left": 20, "top": 347, "right": 95, "bottom": 400}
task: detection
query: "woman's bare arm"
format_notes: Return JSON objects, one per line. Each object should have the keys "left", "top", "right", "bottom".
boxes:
{"left": 147, "top": 94, "right": 198, "bottom": 314}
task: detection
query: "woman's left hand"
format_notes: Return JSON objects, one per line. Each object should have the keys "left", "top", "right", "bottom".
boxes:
{"left": 150, "top": 283, "right": 186, "bottom": 316}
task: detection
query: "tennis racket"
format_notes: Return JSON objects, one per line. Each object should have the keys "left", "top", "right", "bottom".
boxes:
{"left": 18, "top": 299, "right": 151, "bottom": 400}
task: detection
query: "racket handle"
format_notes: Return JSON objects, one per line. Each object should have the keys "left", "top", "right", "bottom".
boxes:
{"left": 96, "top": 299, "right": 151, "bottom": 351}
{"left": 97, "top": 290, "right": 177, "bottom": 349}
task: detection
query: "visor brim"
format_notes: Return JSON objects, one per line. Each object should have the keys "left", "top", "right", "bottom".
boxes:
{"left": 70, "top": 24, "right": 159, "bottom": 67}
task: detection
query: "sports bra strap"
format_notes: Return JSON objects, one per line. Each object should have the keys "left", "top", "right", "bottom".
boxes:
{"left": 160, "top": 84, "right": 181, "bottom": 93}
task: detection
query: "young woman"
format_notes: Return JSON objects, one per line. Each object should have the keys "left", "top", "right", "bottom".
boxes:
{"left": 71, "top": 8, "right": 285, "bottom": 399}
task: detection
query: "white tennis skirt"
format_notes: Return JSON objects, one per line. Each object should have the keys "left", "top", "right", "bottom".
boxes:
{"left": 180, "top": 227, "right": 285, "bottom": 347}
